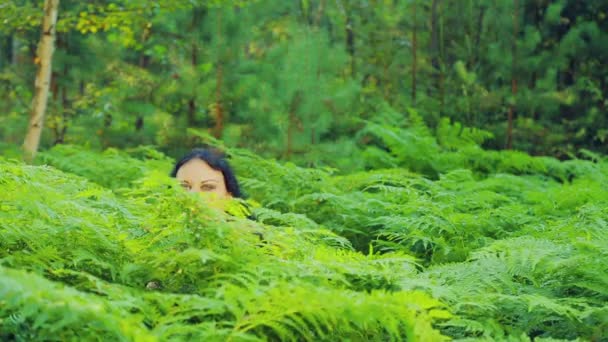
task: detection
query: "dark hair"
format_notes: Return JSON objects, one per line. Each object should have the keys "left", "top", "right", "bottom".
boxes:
{"left": 170, "top": 148, "right": 243, "bottom": 198}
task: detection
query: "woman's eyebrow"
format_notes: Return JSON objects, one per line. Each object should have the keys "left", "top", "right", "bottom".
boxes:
{"left": 201, "top": 179, "right": 219, "bottom": 184}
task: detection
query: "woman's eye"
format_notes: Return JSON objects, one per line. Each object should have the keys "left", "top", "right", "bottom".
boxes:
{"left": 181, "top": 183, "right": 191, "bottom": 190}
{"left": 201, "top": 184, "right": 216, "bottom": 191}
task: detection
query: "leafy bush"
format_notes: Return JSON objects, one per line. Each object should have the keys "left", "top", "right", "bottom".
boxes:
{"left": 1, "top": 141, "right": 607, "bottom": 340}
{"left": 0, "top": 155, "right": 449, "bottom": 341}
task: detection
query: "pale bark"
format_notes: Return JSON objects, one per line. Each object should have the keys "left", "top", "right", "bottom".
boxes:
{"left": 23, "top": 0, "right": 60, "bottom": 163}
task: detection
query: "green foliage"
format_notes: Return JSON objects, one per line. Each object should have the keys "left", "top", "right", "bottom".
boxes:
{"left": 3, "top": 0, "right": 607, "bottom": 163}
{"left": 5, "top": 142, "right": 606, "bottom": 340}
{"left": 0, "top": 152, "right": 453, "bottom": 341}
{"left": 37, "top": 144, "right": 173, "bottom": 189}
{"left": 2, "top": 0, "right": 608, "bottom": 338}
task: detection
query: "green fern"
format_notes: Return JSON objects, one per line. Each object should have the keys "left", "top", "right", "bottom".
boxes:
{"left": 2, "top": 138, "right": 607, "bottom": 340}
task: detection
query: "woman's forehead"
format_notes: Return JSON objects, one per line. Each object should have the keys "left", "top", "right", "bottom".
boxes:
{"left": 176, "top": 159, "right": 223, "bottom": 181}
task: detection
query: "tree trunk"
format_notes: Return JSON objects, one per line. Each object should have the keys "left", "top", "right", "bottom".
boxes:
{"left": 50, "top": 70, "right": 59, "bottom": 143}
{"left": 314, "top": 0, "right": 326, "bottom": 27}
{"left": 23, "top": 0, "right": 59, "bottom": 163}
{"left": 55, "top": 64, "right": 69, "bottom": 145}
{"left": 212, "top": 10, "right": 224, "bottom": 139}
{"left": 285, "top": 91, "right": 303, "bottom": 159}
{"left": 11, "top": 35, "right": 23, "bottom": 66}
{"left": 506, "top": 0, "right": 518, "bottom": 150}
{"left": 411, "top": 0, "right": 417, "bottom": 104}
{"left": 0, "top": 39, "right": 5, "bottom": 68}
{"left": 430, "top": 0, "right": 442, "bottom": 97}
{"left": 188, "top": 42, "right": 198, "bottom": 126}
{"left": 53, "top": 36, "right": 69, "bottom": 146}
{"left": 439, "top": 3, "right": 446, "bottom": 110}
{"left": 188, "top": 9, "right": 204, "bottom": 126}
{"left": 474, "top": 5, "right": 486, "bottom": 66}
{"left": 213, "top": 62, "right": 224, "bottom": 139}
{"left": 135, "top": 24, "right": 152, "bottom": 132}
{"left": 345, "top": 15, "right": 355, "bottom": 75}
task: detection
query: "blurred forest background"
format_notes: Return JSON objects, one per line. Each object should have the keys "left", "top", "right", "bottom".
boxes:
{"left": 1, "top": 0, "right": 607, "bottom": 169}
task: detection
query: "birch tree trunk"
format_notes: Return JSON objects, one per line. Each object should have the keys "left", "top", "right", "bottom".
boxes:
{"left": 23, "top": 0, "right": 59, "bottom": 163}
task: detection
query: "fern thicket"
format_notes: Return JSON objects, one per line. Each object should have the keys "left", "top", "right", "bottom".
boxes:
{"left": 0, "top": 155, "right": 449, "bottom": 341}
{"left": 1, "top": 135, "right": 607, "bottom": 340}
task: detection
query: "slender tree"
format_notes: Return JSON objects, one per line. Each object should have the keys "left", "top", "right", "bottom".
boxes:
{"left": 188, "top": 8, "right": 204, "bottom": 126}
{"left": 136, "top": 22, "right": 152, "bottom": 132}
{"left": 23, "top": 0, "right": 60, "bottom": 163}
{"left": 430, "top": 0, "right": 442, "bottom": 104}
{"left": 213, "top": 9, "right": 224, "bottom": 139}
{"left": 337, "top": 0, "right": 355, "bottom": 75}
{"left": 474, "top": 3, "right": 486, "bottom": 66}
{"left": 506, "top": 0, "right": 518, "bottom": 149}
{"left": 411, "top": 0, "right": 417, "bottom": 104}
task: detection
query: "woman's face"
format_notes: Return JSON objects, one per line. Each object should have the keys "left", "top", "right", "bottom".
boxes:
{"left": 175, "top": 158, "right": 231, "bottom": 198}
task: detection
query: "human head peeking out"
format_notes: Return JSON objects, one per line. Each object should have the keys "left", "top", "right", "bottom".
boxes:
{"left": 170, "top": 148, "right": 242, "bottom": 199}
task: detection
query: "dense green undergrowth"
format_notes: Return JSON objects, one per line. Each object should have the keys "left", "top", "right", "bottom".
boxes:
{"left": 1, "top": 141, "right": 607, "bottom": 341}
